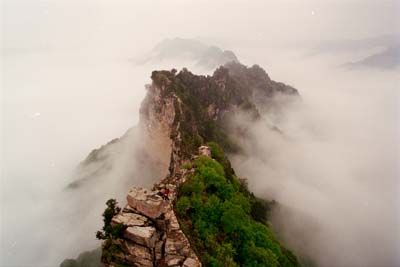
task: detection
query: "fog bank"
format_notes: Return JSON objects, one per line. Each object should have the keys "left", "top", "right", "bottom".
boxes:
{"left": 2, "top": 0, "right": 399, "bottom": 266}
{"left": 230, "top": 60, "right": 399, "bottom": 266}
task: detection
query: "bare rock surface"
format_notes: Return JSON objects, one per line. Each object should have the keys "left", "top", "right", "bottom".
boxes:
{"left": 98, "top": 62, "right": 300, "bottom": 267}
{"left": 104, "top": 174, "right": 202, "bottom": 266}
{"left": 111, "top": 213, "right": 148, "bottom": 227}
{"left": 124, "top": 241, "right": 153, "bottom": 267}
{"left": 183, "top": 257, "right": 201, "bottom": 267}
{"left": 101, "top": 80, "right": 206, "bottom": 267}
{"left": 127, "top": 187, "right": 168, "bottom": 219}
{"left": 198, "top": 146, "right": 211, "bottom": 157}
{"left": 124, "top": 226, "right": 158, "bottom": 248}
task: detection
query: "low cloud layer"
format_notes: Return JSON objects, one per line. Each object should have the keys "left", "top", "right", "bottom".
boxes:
{"left": 230, "top": 65, "right": 399, "bottom": 266}
{"left": 2, "top": 0, "right": 399, "bottom": 266}
{"left": 2, "top": 124, "right": 172, "bottom": 265}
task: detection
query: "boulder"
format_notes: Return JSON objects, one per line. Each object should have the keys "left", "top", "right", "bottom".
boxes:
{"left": 105, "top": 184, "right": 202, "bottom": 267}
{"left": 183, "top": 257, "right": 201, "bottom": 267}
{"left": 124, "top": 241, "right": 153, "bottom": 267}
{"left": 112, "top": 213, "right": 148, "bottom": 227}
{"left": 127, "top": 187, "right": 167, "bottom": 219}
{"left": 166, "top": 255, "right": 185, "bottom": 266}
{"left": 124, "top": 226, "right": 159, "bottom": 248}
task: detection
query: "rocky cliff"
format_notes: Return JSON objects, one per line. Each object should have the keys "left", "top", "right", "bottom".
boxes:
{"left": 96, "top": 62, "right": 300, "bottom": 267}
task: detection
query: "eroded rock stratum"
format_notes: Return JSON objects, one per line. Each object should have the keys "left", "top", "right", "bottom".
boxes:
{"left": 106, "top": 180, "right": 201, "bottom": 267}
{"left": 99, "top": 62, "right": 299, "bottom": 267}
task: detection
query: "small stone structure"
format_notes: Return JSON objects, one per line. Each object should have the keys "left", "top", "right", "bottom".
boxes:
{"left": 198, "top": 146, "right": 211, "bottom": 157}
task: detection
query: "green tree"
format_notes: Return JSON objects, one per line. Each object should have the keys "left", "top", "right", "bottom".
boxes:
{"left": 96, "top": 199, "right": 125, "bottom": 240}
{"left": 176, "top": 156, "right": 300, "bottom": 267}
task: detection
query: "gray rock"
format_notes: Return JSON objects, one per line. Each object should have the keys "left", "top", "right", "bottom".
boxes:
{"left": 124, "top": 241, "right": 153, "bottom": 267}
{"left": 112, "top": 213, "right": 148, "bottom": 227}
{"left": 127, "top": 187, "right": 167, "bottom": 219}
{"left": 124, "top": 226, "right": 158, "bottom": 248}
{"left": 166, "top": 255, "right": 185, "bottom": 266}
{"left": 165, "top": 209, "right": 180, "bottom": 231}
{"left": 105, "top": 182, "right": 202, "bottom": 267}
{"left": 165, "top": 238, "right": 177, "bottom": 255}
{"left": 183, "top": 257, "right": 202, "bottom": 267}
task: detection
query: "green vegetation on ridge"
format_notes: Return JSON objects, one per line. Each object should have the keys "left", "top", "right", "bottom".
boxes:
{"left": 151, "top": 65, "right": 261, "bottom": 157}
{"left": 175, "top": 143, "right": 299, "bottom": 267}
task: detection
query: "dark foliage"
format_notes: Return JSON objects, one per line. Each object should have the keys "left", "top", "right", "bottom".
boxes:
{"left": 96, "top": 199, "right": 127, "bottom": 266}
{"left": 96, "top": 199, "right": 125, "bottom": 240}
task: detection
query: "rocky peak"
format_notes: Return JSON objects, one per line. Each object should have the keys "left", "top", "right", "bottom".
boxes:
{"left": 98, "top": 62, "right": 300, "bottom": 267}
{"left": 140, "top": 62, "right": 298, "bottom": 167}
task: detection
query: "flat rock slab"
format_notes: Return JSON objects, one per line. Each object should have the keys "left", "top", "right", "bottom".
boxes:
{"left": 112, "top": 213, "right": 148, "bottom": 227}
{"left": 124, "top": 226, "right": 158, "bottom": 248}
{"left": 127, "top": 187, "right": 167, "bottom": 219}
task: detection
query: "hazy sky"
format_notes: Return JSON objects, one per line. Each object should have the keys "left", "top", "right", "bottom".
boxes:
{"left": 3, "top": 0, "right": 399, "bottom": 55}
{"left": 1, "top": 0, "right": 399, "bottom": 266}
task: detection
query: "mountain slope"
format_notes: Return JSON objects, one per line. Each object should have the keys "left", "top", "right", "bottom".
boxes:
{"left": 94, "top": 62, "right": 300, "bottom": 267}
{"left": 175, "top": 145, "right": 299, "bottom": 266}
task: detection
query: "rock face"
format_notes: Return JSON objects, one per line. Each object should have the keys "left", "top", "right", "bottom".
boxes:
{"left": 124, "top": 241, "right": 153, "bottom": 267}
{"left": 112, "top": 213, "right": 148, "bottom": 227}
{"left": 100, "top": 62, "right": 299, "bottom": 267}
{"left": 104, "top": 171, "right": 201, "bottom": 267}
{"left": 126, "top": 187, "right": 168, "bottom": 220}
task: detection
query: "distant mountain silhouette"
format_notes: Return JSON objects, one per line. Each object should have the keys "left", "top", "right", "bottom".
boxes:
{"left": 311, "top": 34, "right": 399, "bottom": 54}
{"left": 345, "top": 45, "right": 400, "bottom": 69}
{"left": 136, "top": 38, "right": 239, "bottom": 69}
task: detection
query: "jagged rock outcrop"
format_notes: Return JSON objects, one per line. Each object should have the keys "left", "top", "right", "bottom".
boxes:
{"left": 141, "top": 62, "right": 298, "bottom": 173}
{"left": 99, "top": 62, "right": 299, "bottom": 267}
{"left": 104, "top": 164, "right": 202, "bottom": 267}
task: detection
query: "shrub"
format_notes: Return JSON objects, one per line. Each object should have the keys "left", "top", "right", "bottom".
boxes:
{"left": 176, "top": 156, "right": 300, "bottom": 266}
{"left": 96, "top": 199, "right": 125, "bottom": 240}
{"left": 176, "top": 196, "right": 191, "bottom": 216}
{"left": 96, "top": 199, "right": 128, "bottom": 265}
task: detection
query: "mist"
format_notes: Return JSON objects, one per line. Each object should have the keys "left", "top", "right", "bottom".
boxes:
{"left": 229, "top": 60, "right": 399, "bottom": 266}
{"left": 2, "top": 0, "right": 399, "bottom": 266}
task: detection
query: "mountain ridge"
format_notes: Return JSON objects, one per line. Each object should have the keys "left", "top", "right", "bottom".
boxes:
{"left": 94, "top": 62, "right": 300, "bottom": 267}
{"left": 62, "top": 61, "right": 301, "bottom": 267}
